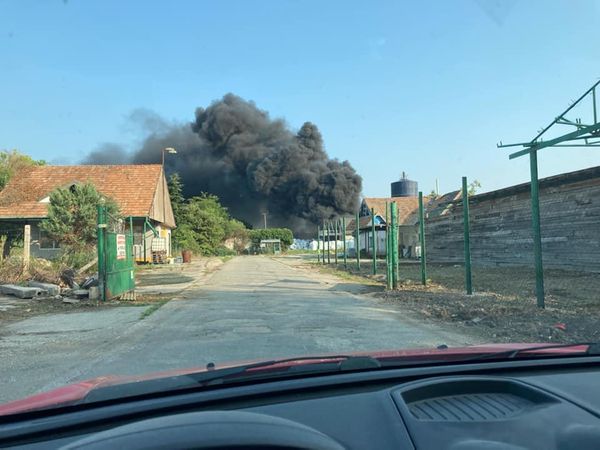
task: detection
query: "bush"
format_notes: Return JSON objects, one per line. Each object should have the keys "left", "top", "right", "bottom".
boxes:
{"left": 215, "top": 246, "right": 237, "bottom": 257}
{"left": 248, "top": 228, "right": 294, "bottom": 250}
{"left": 41, "top": 182, "right": 119, "bottom": 250}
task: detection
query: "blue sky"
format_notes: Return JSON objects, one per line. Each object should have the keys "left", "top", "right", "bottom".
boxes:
{"left": 2, "top": 0, "right": 600, "bottom": 197}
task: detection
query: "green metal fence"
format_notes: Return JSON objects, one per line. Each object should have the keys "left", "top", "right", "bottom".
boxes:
{"left": 97, "top": 205, "right": 135, "bottom": 301}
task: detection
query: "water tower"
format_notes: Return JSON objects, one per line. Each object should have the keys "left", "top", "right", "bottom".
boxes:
{"left": 391, "top": 172, "right": 418, "bottom": 198}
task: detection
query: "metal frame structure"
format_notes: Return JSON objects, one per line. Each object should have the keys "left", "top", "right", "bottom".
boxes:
{"left": 498, "top": 79, "right": 600, "bottom": 308}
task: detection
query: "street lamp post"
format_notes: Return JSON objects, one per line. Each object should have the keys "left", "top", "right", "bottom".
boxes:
{"left": 162, "top": 147, "right": 177, "bottom": 166}
{"left": 161, "top": 147, "right": 177, "bottom": 259}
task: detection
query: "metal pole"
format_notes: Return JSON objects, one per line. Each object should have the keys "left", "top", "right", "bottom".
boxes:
{"left": 334, "top": 219, "right": 338, "bottom": 265}
{"left": 391, "top": 202, "right": 399, "bottom": 289}
{"left": 462, "top": 176, "right": 473, "bottom": 295}
{"left": 385, "top": 202, "right": 391, "bottom": 289}
{"left": 371, "top": 207, "right": 376, "bottom": 275}
{"left": 418, "top": 192, "right": 427, "bottom": 285}
{"left": 97, "top": 205, "right": 106, "bottom": 301}
{"left": 143, "top": 220, "right": 147, "bottom": 263}
{"left": 327, "top": 221, "right": 331, "bottom": 264}
{"left": 530, "top": 149, "right": 545, "bottom": 308}
{"left": 317, "top": 225, "right": 320, "bottom": 263}
{"left": 322, "top": 221, "right": 326, "bottom": 264}
{"left": 342, "top": 217, "right": 347, "bottom": 269}
{"left": 355, "top": 213, "right": 360, "bottom": 270}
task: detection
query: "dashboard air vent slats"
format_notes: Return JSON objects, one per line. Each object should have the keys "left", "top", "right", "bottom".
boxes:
{"left": 408, "top": 392, "right": 532, "bottom": 421}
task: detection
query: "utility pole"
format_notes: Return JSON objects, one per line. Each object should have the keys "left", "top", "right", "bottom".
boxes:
{"left": 262, "top": 212, "right": 268, "bottom": 229}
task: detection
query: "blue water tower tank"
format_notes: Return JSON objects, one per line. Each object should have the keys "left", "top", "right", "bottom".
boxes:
{"left": 391, "top": 172, "right": 418, "bottom": 197}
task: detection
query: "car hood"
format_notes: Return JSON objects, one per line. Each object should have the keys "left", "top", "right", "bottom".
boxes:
{"left": 0, "top": 343, "right": 587, "bottom": 416}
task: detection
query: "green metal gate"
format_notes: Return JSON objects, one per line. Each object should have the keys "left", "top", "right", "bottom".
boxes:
{"left": 97, "top": 205, "right": 135, "bottom": 301}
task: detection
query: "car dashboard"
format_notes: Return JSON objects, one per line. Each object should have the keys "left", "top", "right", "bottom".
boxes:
{"left": 2, "top": 357, "right": 600, "bottom": 449}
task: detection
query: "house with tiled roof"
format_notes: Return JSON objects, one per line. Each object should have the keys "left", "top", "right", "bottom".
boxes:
{"left": 346, "top": 196, "right": 425, "bottom": 258}
{"left": 0, "top": 164, "right": 175, "bottom": 262}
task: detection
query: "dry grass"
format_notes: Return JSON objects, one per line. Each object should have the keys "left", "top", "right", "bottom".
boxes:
{"left": 311, "top": 258, "right": 600, "bottom": 344}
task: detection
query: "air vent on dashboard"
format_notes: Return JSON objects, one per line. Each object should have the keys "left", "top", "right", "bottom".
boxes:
{"left": 393, "top": 377, "right": 558, "bottom": 423}
{"left": 408, "top": 392, "right": 531, "bottom": 421}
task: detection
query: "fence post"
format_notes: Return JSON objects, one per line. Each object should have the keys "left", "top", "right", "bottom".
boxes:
{"left": 371, "top": 208, "right": 377, "bottom": 275}
{"left": 322, "top": 221, "right": 326, "bottom": 264}
{"left": 342, "top": 217, "right": 347, "bottom": 269}
{"left": 462, "top": 177, "right": 473, "bottom": 295}
{"left": 334, "top": 219, "right": 338, "bottom": 265}
{"left": 355, "top": 213, "right": 360, "bottom": 270}
{"left": 385, "top": 203, "right": 392, "bottom": 289}
{"left": 326, "top": 221, "right": 331, "bottom": 264}
{"left": 97, "top": 205, "right": 106, "bottom": 301}
{"left": 391, "top": 202, "right": 399, "bottom": 289}
{"left": 418, "top": 192, "right": 427, "bottom": 285}
{"left": 530, "top": 149, "right": 545, "bottom": 308}
{"left": 317, "top": 225, "right": 321, "bottom": 263}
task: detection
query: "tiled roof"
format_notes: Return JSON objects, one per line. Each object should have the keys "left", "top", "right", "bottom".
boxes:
{"left": 363, "top": 196, "right": 424, "bottom": 226}
{"left": 0, "top": 165, "right": 164, "bottom": 219}
{"left": 427, "top": 190, "right": 462, "bottom": 218}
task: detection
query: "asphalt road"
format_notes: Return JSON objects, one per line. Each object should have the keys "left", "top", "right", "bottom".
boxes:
{"left": 0, "top": 256, "right": 474, "bottom": 404}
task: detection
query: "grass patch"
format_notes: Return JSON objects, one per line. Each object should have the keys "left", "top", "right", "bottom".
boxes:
{"left": 139, "top": 300, "right": 168, "bottom": 320}
{"left": 220, "top": 255, "right": 234, "bottom": 263}
{"left": 314, "top": 262, "right": 382, "bottom": 286}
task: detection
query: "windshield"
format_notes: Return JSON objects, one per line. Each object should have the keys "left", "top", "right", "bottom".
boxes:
{"left": 1, "top": 0, "right": 599, "bottom": 412}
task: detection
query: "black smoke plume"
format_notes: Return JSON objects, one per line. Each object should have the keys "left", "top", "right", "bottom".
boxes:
{"left": 86, "top": 94, "right": 362, "bottom": 236}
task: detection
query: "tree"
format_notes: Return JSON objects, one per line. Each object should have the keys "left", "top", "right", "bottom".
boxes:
{"left": 167, "top": 173, "right": 185, "bottom": 226}
{"left": 40, "top": 183, "right": 119, "bottom": 250}
{"left": 468, "top": 180, "right": 481, "bottom": 196}
{"left": 173, "top": 193, "right": 232, "bottom": 255}
{"left": 0, "top": 149, "right": 45, "bottom": 191}
{"left": 248, "top": 228, "right": 294, "bottom": 250}
{"left": 225, "top": 218, "right": 249, "bottom": 253}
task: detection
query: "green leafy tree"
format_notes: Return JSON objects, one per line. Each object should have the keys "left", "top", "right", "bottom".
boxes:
{"left": 225, "top": 218, "right": 249, "bottom": 253}
{"left": 0, "top": 149, "right": 45, "bottom": 191}
{"left": 167, "top": 173, "right": 185, "bottom": 226}
{"left": 40, "top": 183, "right": 119, "bottom": 249}
{"left": 468, "top": 180, "right": 481, "bottom": 196}
{"left": 174, "top": 193, "right": 232, "bottom": 255}
{"left": 248, "top": 228, "right": 294, "bottom": 250}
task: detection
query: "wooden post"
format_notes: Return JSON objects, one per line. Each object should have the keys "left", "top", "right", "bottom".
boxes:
{"left": 23, "top": 224, "right": 31, "bottom": 272}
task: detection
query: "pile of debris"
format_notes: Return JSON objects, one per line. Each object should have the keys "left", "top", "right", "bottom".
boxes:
{"left": 0, "top": 271, "right": 99, "bottom": 304}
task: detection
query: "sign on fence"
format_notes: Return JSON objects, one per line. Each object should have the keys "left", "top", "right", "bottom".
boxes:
{"left": 116, "top": 234, "right": 127, "bottom": 260}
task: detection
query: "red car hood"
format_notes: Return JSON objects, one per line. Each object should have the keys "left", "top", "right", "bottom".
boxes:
{"left": 0, "top": 343, "right": 588, "bottom": 416}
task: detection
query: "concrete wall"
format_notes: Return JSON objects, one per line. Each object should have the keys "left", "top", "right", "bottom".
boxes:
{"left": 425, "top": 168, "right": 600, "bottom": 272}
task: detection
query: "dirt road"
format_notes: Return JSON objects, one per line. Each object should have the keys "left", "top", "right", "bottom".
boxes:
{"left": 0, "top": 256, "right": 476, "bottom": 404}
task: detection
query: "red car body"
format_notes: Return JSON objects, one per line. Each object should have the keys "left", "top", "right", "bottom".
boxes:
{"left": 0, "top": 343, "right": 587, "bottom": 416}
